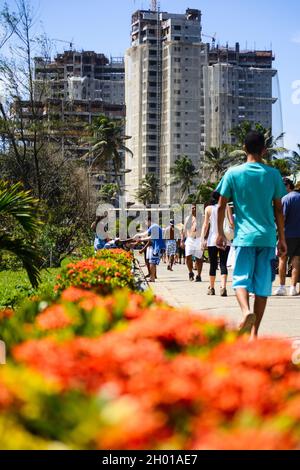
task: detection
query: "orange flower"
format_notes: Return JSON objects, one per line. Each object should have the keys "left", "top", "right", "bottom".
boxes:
{"left": 0, "top": 381, "right": 14, "bottom": 410}
{"left": 36, "top": 305, "right": 73, "bottom": 331}
{"left": 0, "top": 308, "right": 14, "bottom": 320}
{"left": 192, "top": 428, "right": 297, "bottom": 450}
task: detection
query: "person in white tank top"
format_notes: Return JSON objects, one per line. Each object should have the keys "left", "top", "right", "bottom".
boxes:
{"left": 201, "top": 191, "right": 233, "bottom": 296}
{"left": 206, "top": 204, "right": 219, "bottom": 248}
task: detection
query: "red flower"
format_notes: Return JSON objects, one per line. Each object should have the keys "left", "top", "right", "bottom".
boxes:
{"left": 0, "top": 381, "right": 14, "bottom": 410}
{"left": 192, "top": 428, "right": 297, "bottom": 450}
{"left": 36, "top": 305, "right": 73, "bottom": 331}
{"left": 0, "top": 308, "right": 14, "bottom": 320}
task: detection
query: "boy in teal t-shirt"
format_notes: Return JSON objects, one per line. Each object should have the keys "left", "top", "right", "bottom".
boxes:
{"left": 216, "top": 131, "right": 287, "bottom": 337}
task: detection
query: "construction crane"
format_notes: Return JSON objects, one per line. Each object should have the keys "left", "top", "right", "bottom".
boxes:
{"left": 53, "top": 38, "right": 75, "bottom": 50}
{"left": 202, "top": 32, "right": 216, "bottom": 46}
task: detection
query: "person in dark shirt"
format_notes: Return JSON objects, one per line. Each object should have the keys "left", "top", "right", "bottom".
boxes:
{"left": 275, "top": 178, "right": 300, "bottom": 296}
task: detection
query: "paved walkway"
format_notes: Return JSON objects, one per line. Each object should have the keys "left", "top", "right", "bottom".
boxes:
{"left": 139, "top": 257, "right": 300, "bottom": 339}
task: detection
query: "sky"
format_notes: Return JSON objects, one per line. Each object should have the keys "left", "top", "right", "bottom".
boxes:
{"left": 4, "top": 0, "right": 300, "bottom": 151}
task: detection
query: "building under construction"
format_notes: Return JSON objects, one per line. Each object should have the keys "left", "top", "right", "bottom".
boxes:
{"left": 205, "top": 43, "right": 276, "bottom": 149}
{"left": 125, "top": 7, "right": 277, "bottom": 205}
{"left": 34, "top": 50, "right": 125, "bottom": 106}
{"left": 11, "top": 50, "right": 126, "bottom": 193}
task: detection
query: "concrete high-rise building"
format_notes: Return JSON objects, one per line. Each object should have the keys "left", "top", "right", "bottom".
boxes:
{"left": 126, "top": 8, "right": 278, "bottom": 205}
{"left": 204, "top": 44, "right": 276, "bottom": 149}
{"left": 125, "top": 8, "right": 207, "bottom": 205}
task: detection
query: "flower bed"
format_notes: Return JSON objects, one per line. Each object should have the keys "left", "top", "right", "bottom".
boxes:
{"left": 55, "top": 250, "right": 136, "bottom": 295}
{"left": 0, "top": 248, "right": 300, "bottom": 450}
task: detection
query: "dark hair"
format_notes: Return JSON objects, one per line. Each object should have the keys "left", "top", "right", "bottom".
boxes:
{"left": 244, "top": 131, "right": 265, "bottom": 155}
{"left": 208, "top": 190, "right": 220, "bottom": 206}
{"left": 283, "top": 177, "right": 295, "bottom": 190}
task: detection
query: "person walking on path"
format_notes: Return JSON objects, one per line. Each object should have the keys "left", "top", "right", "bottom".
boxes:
{"left": 176, "top": 225, "right": 186, "bottom": 265}
{"left": 275, "top": 179, "right": 300, "bottom": 296}
{"left": 216, "top": 131, "right": 287, "bottom": 337}
{"left": 201, "top": 191, "right": 233, "bottom": 297}
{"left": 91, "top": 213, "right": 108, "bottom": 252}
{"left": 129, "top": 214, "right": 165, "bottom": 283}
{"left": 164, "top": 219, "right": 180, "bottom": 271}
{"left": 184, "top": 204, "right": 203, "bottom": 282}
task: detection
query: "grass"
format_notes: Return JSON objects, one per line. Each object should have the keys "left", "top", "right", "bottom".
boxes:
{"left": 0, "top": 268, "right": 61, "bottom": 308}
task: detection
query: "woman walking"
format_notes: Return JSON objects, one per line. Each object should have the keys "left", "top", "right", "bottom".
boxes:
{"left": 201, "top": 191, "right": 233, "bottom": 296}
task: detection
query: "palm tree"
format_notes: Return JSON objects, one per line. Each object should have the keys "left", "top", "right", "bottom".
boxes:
{"left": 98, "top": 183, "right": 119, "bottom": 204}
{"left": 170, "top": 155, "right": 199, "bottom": 203}
{"left": 230, "top": 121, "right": 287, "bottom": 161}
{"left": 83, "top": 115, "right": 133, "bottom": 191}
{"left": 203, "top": 146, "right": 237, "bottom": 181}
{"left": 291, "top": 144, "right": 300, "bottom": 181}
{"left": 135, "top": 174, "right": 161, "bottom": 206}
{"left": 186, "top": 181, "right": 218, "bottom": 204}
{"left": 268, "top": 158, "right": 292, "bottom": 177}
{"left": 230, "top": 121, "right": 264, "bottom": 147}
{"left": 0, "top": 181, "right": 42, "bottom": 287}
{"left": 264, "top": 129, "right": 287, "bottom": 162}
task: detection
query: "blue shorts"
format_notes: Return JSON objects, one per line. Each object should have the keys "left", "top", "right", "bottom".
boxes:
{"left": 233, "top": 247, "right": 276, "bottom": 297}
{"left": 166, "top": 240, "right": 177, "bottom": 256}
{"left": 94, "top": 237, "right": 106, "bottom": 251}
{"left": 147, "top": 246, "right": 161, "bottom": 266}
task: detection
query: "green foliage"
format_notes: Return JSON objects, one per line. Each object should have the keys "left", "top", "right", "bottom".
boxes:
{"left": 290, "top": 144, "right": 300, "bottom": 181}
{"left": 0, "top": 181, "right": 41, "bottom": 234}
{"left": 0, "top": 268, "right": 60, "bottom": 308}
{"left": 186, "top": 181, "right": 219, "bottom": 204}
{"left": 38, "top": 223, "right": 91, "bottom": 268}
{"left": 55, "top": 250, "right": 136, "bottom": 296}
{"left": 0, "top": 181, "right": 43, "bottom": 287}
{"left": 268, "top": 158, "right": 292, "bottom": 176}
{"left": 83, "top": 115, "right": 133, "bottom": 191}
{"left": 230, "top": 121, "right": 287, "bottom": 161}
{"left": 0, "top": 251, "right": 23, "bottom": 270}
{"left": 203, "top": 146, "right": 241, "bottom": 181}
{"left": 170, "top": 155, "right": 199, "bottom": 203}
{"left": 98, "top": 183, "right": 119, "bottom": 203}
{"left": 135, "top": 174, "right": 161, "bottom": 205}
{"left": 230, "top": 121, "right": 267, "bottom": 147}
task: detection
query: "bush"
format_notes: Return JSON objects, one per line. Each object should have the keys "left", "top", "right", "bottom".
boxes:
{"left": 1, "top": 296, "right": 300, "bottom": 449}
{"left": 55, "top": 250, "right": 136, "bottom": 296}
{"left": 0, "top": 252, "right": 23, "bottom": 271}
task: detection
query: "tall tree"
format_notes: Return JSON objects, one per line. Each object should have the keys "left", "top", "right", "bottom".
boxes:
{"left": 0, "top": 1, "right": 94, "bottom": 265}
{"left": 185, "top": 181, "right": 218, "bottom": 204}
{"left": 264, "top": 129, "right": 287, "bottom": 162}
{"left": 230, "top": 121, "right": 287, "bottom": 161}
{"left": 83, "top": 115, "right": 133, "bottom": 193}
{"left": 0, "top": 0, "right": 71, "bottom": 200}
{"left": 290, "top": 144, "right": 300, "bottom": 181}
{"left": 230, "top": 121, "right": 265, "bottom": 147}
{"left": 0, "top": 0, "right": 51, "bottom": 198}
{"left": 0, "top": 2, "right": 19, "bottom": 50}
{"left": 0, "top": 181, "right": 42, "bottom": 287}
{"left": 170, "top": 155, "right": 199, "bottom": 203}
{"left": 268, "top": 158, "right": 292, "bottom": 177}
{"left": 98, "top": 183, "right": 119, "bottom": 204}
{"left": 135, "top": 174, "right": 161, "bottom": 206}
{"left": 203, "top": 146, "right": 239, "bottom": 181}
